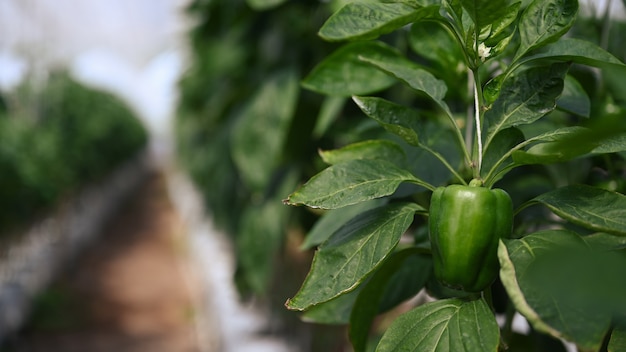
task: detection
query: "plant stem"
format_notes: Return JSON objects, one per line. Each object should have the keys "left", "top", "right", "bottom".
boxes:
{"left": 470, "top": 69, "right": 484, "bottom": 178}
{"left": 465, "top": 71, "right": 475, "bottom": 157}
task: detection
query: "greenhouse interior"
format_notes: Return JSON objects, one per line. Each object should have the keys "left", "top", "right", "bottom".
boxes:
{"left": 0, "top": 0, "right": 626, "bottom": 351}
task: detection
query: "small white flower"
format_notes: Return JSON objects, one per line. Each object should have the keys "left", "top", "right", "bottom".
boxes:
{"left": 478, "top": 42, "right": 492, "bottom": 62}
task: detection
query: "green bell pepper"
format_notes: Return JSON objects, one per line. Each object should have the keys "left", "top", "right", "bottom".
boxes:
{"left": 429, "top": 182, "right": 513, "bottom": 292}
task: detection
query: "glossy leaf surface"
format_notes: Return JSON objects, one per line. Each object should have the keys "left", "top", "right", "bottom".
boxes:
{"left": 532, "top": 185, "right": 626, "bottom": 236}
{"left": 498, "top": 230, "right": 625, "bottom": 351}
{"left": 286, "top": 159, "right": 424, "bottom": 209}
{"left": 302, "top": 41, "right": 398, "bottom": 96}
{"left": 485, "top": 63, "right": 568, "bottom": 147}
{"left": 375, "top": 298, "right": 500, "bottom": 352}
{"left": 350, "top": 248, "right": 431, "bottom": 352}
{"left": 515, "top": 0, "right": 578, "bottom": 60}
{"left": 286, "top": 203, "right": 422, "bottom": 311}
{"left": 319, "top": 2, "right": 439, "bottom": 41}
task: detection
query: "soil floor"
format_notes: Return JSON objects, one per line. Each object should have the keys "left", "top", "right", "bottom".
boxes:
{"left": 2, "top": 172, "right": 202, "bottom": 352}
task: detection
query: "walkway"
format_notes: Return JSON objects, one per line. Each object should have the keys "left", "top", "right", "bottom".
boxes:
{"left": 3, "top": 172, "right": 201, "bottom": 352}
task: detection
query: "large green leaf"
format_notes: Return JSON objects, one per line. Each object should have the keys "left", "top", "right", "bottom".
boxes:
{"left": 484, "top": 63, "right": 568, "bottom": 148}
{"left": 285, "top": 159, "right": 428, "bottom": 209}
{"left": 357, "top": 54, "right": 451, "bottom": 116}
{"left": 231, "top": 69, "right": 299, "bottom": 191}
{"left": 352, "top": 97, "right": 423, "bottom": 146}
{"left": 511, "top": 127, "right": 598, "bottom": 165}
{"left": 532, "top": 185, "right": 626, "bottom": 236}
{"left": 513, "top": 114, "right": 626, "bottom": 164}
{"left": 319, "top": 2, "right": 440, "bottom": 41}
{"left": 302, "top": 41, "right": 398, "bottom": 96}
{"left": 301, "top": 199, "right": 386, "bottom": 250}
{"left": 514, "top": 0, "right": 578, "bottom": 60}
{"left": 460, "top": 0, "right": 511, "bottom": 29}
{"left": 498, "top": 230, "right": 624, "bottom": 351}
{"left": 286, "top": 203, "right": 422, "bottom": 311}
{"left": 350, "top": 248, "right": 432, "bottom": 352}
{"left": 518, "top": 38, "right": 626, "bottom": 69}
{"left": 375, "top": 298, "right": 500, "bottom": 352}
{"left": 319, "top": 139, "right": 407, "bottom": 167}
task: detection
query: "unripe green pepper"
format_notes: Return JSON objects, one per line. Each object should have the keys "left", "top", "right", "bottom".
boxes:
{"left": 429, "top": 182, "right": 513, "bottom": 292}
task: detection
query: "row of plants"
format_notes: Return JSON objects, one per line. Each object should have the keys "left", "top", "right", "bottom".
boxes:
{"left": 176, "top": 0, "right": 626, "bottom": 351}
{"left": 175, "top": 0, "right": 368, "bottom": 348}
{"left": 0, "top": 71, "right": 147, "bottom": 234}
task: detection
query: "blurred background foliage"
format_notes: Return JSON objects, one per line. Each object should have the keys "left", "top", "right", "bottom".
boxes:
{"left": 0, "top": 72, "right": 147, "bottom": 234}
{"left": 176, "top": 0, "right": 626, "bottom": 350}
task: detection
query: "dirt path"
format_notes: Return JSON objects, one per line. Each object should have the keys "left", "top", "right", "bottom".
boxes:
{"left": 3, "top": 171, "right": 201, "bottom": 352}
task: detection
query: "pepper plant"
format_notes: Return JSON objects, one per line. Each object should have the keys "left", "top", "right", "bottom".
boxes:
{"left": 284, "top": 0, "right": 626, "bottom": 350}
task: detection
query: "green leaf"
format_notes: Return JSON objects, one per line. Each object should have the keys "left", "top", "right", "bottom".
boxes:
{"left": 409, "top": 21, "right": 466, "bottom": 86}
{"left": 236, "top": 172, "right": 298, "bottom": 294}
{"left": 526, "top": 126, "right": 589, "bottom": 143}
{"left": 286, "top": 203, "right": 421, "bottom": 311}
{"left": 486, "top": 2, "right": 520, "bottom": 41}
{"left": 406, "top": 120, "right": 465, "bottom": 187}
{"left": 375, "top": 298, "right": 500, "bottom": 352}
{"left": 511, "top": 128, "right": 597, "bottom": 165}
{"left": 352, "top": 96, "right": 423, "bottom": 146}
{"left": 313, "top": 96, "right": 346, "bottom": 138}
{"left": 357, "top": 54, "right": 451, "bottom": 116}
{"left": 236, "top": 202, "right": 284, "bottom": 294}
{"left": 460, "top": 0, "right": 512, "bottom": 29}
{"left": 319, "top": 2, "right": 440, "bottom": 42}
{"left": 409, "top": 21, "right": 464, "bottom": 71}
{"left": 300, "top": 287, "right": 361, "bottom": 324}
{"left": 515, "top": 0, "right": 578, "bottom": 60}
{"left": 583, "top": 232, "right": 626, "bottom": 251}
{"left": 441, "top": 0, "right": 465, "bottom": 32}
{"left": 498, "top": 230, "right": 622, "bottom": 351}
{"left": 302, "top": 41, "right": 399, "bottom": 96}
{"left": 485, "top": 63, "right": 568, "bottom": 146}
{"left": 514, "top": 115, "right": 626, "bottom": 164}
{"left": 518, "top": 38, "right": 626, "bottom": 69}
{"left": 482, "top": 127, "right": 524, "bottom": 181}
{"left": 592, "top": 133, "right": 626, "bottom": 154}
{"left": 532, "top": 185, "right": 626, "bottom": 236}
{"left": 320, "top": 140, "right": 407, "bottom": 167}
{"left": 285, "top": 159, "right": 427, "bottom": 209}
{"left": 557, "top": 75, "right": 590, "bottom": 117}
{"left": 231, "top": 69, "right": 299, "bottom": 190}
{"left": 483, "top": 74, "right": 505, "bottom": 105}
{"left": 350, "top": 248, "right": 432, "bottom": 352}
{"left": 246, "top": 0, "right": 286, "bottom": 11}
{"left": 301, "top": 199, "right": 386, "bottom": 250}
{"left": 609, "top": 327, "right": 626, "bottom": 352}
